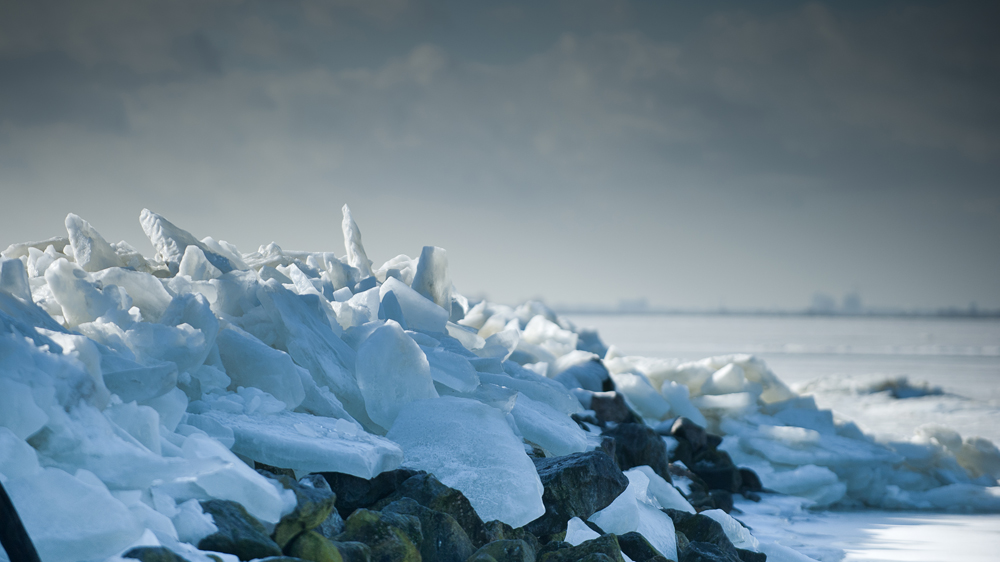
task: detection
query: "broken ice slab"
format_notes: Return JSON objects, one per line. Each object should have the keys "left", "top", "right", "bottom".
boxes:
{"left": 380, "top": 276, "right": 448, "bottom": 334}
{"left": 197, "top": 408, "right": 403, "bottom": 479}
{"left": 387, "top": 396, "right": 545, "bottom": 528}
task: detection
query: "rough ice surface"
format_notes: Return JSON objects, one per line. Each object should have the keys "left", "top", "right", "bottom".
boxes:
{"left": 564, "top": 516, "right": 600, "bottom": 546}
{"left": 387, "top": 396, "right": 545, "bottom": 527}
{"left": 2, "top": 206, "right": 1000, "bottom": 562}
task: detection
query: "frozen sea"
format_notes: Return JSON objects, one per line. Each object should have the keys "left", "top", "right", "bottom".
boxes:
{"left": 566, "top": 313, "right": 1000, "bottom": 562}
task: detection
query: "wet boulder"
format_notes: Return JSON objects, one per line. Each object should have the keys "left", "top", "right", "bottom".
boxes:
{"left": 527, "top": 451, "right": 629, "bottom": 537}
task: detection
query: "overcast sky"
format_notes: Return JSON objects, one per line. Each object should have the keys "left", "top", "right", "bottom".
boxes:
{"left": 1, "top": 0, "right": 998, "bottom": 310}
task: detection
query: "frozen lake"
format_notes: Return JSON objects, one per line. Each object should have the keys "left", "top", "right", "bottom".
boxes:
{"left": 565, "top": 313, "right": 1000, "bottom": 562}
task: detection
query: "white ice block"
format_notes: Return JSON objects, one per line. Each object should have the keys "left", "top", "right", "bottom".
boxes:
{"left": 356, "top": 320, "right": 439, "bottom": 429}
{"left": 65, "top": 213, "right": 122, "bottom": 272}
{"left": 216, "top": 326, "right": 306, "bottom": 410}
{"left": 4, "top": 468, "right": 144, "bottom": 562}
{"left": 387, "top": 396, "right": 545, "bottom": 528}
{"left": 411, "top": 246, "right": 451, "bottom": 310}
{"left": 199, "top": 409, "right": 403, "bottom": 479}
{"left": 380, "top": 276, "right": 449, "bottom": 334}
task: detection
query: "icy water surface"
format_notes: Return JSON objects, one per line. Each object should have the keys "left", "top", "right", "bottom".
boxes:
{"left": 565, "top": 313, "right": 1000, "bottom": 562}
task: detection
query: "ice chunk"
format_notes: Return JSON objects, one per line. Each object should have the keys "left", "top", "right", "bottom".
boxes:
{"left": 380, "top": 276, "right": 448, "bottom": 334}
{"left": 423, "top": 346, "right": 480, "bottom": 392}
{"left": 101, "top": 355, "right": 178, "bottom": 403}
{"left": 700, "top": 363, "right": 748, "bottom": 395}
{"left": 511, "top": 393, "right": 588, "bottom": 456}
{"left": 257, "top": 281, "right": 365, "bottom": 425}
{"left": 565, "top": 516, "right": 600, "bottom": 546}
{"left": 356, "top": 320, "right": 439, "bottom": 429}
{"left": 701, "top": 509, "right": 760, "bottom": 551}
{"left": 341, "top": 204, "right": 373, "bottom": 278}
{"left": 198, "top": 409, "right": 403, "bottom": 479}
{"left": 0, "top": 377, "right": 48, "bottom": 439}
{"left": 5, "top": 467, "right": 144, "bottom": 562}
{"left": 482, "top": 367, "right": 583, "bottom": 415}
{"left": 139, "top": 209, "right": 233, "bottom": 274}
{"left": 179, "top": 432, "right": 295, "bottom": 524}
{"left": 411, "top": 246, "right": 451, "bottom": 310}
{"left": 588, "top": 468, "right": 642, "bottom": 534}
{"left": 609, "top": 371, "right": 672, "bottom": 421}
{"left": 475, "top": 325, "right": 519, "bottom": 360}
{"left": 761, "top": 465, "right": 847, "bottom": 506}
{"left": 387, "top": 396, "right": 545, "bottom": 527}
{"left": 631, "top": 465, "right": 696, "bottom": 513}
{"left": 0, "top": 427, "right": 41, "bottom": 480}
{"left": 178, "top": 245, "right": 223, "bottom": 281}
{"left": 216, "top": 327, "right": 306, "bottom": 410}
{"left": 589, "top": 468, "right": 677, "bottom": 560}
{"left": 660, "top": 381, "right": 708, "bottom": 427}
{"left": 144, "top": 387, "right": 189, "bottom": 432}
{"left": 65, "top": 213, "right": 122, "bottom": 272}
{"left": 45, "top": 258, "right": 128, "bottom": 327}
{"left": 0, "top": 257, "right": 31, "bottom": 301}
{"left": 172, "top": 498, "right": 219, "bottom": 545}
{"left": 104, "top": 400, "right": 162, "bottom": 454}
{"left": 92, "top": 268, "right": 173, "bottom": 322}
{"left": 126, "top": 294, "right": 218, "bottom": 374}
{"left": 521, "top": 315, "right": 578, "bottom": 358}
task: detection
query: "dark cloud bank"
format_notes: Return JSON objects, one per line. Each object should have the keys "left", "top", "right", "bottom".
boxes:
{"left": 1, "top": 0, "right": 998, "bottom": 310}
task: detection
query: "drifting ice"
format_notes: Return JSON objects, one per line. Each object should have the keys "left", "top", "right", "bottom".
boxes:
{"left": 1, "top": 206, "right": 999, "bottom": 562}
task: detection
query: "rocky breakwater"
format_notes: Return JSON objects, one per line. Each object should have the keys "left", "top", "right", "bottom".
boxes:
{"left": 2, "top": 206, "right": 1000, "bottom": 562}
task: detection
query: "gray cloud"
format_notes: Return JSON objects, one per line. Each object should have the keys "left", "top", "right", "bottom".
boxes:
{"left": 1, "top": 0, "right": 997, "bottom": 309}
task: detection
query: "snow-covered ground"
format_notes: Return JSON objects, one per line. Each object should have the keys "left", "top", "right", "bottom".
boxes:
{"left": 568, "top": 313, "right": 1000, "bottom": 562}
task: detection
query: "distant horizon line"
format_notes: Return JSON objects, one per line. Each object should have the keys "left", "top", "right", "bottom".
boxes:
{"left": 548, "top": 305, "right": 1000, "bottom": 319}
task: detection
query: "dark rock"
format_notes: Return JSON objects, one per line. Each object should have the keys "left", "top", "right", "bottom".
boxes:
{"left": 663, "top": 510, "right": 740, "bottom": 561}
{"left": 334, "top": 509, "right": 421, "bottom": 562}
{"left": 669, "top": 418, "right": 708, "bottom": 450}
{"left": 676, "top": 531, "right": 690, "bottom": 554}
{"left": 330, "top": 541, "right": 372, "bottom": 562}
{"left": 616, "top": 531, "right": 664, "bottom": 562}
{"left": 470, "top": 539, "right": 536, "bottom": 562}
{"left": 371, "top": 472, "right": 488, "bottom": 547}
{"left": 480, "top": 520, "right": 543, "bottom": 555}
{"left": 602, "top": 423, "right": 672, "bottom": 482}
{"left": 538, "top": 534, "right": 625, "bottom": 562}
{"left": 690, "top": 451, "right": 741, "bottom": 493}
{"left": 273, "top": 474, "right": 339, "bottom": 548}
{"left": 679, "top": 541, "right": 741, "bottom": 562}
{"left": 527, "top": 451, "right": 629, "bottom": 536}
{"left": 256, "top": 462, "right": 297, "bottom": 479}
{"left": 591, "top": 392, "right": 643, "bottom": 425}
{"left": 381, "top": 498, "right": 475, "bottom": 562}
{"left": 122, "top": 546, "right": 190, "bottom": 562}
{"left": 319, "top": 468, "right": 423, "bottom": 518}
{"left": 256, "top": 558, "right": 311, "bottom": 562}
{"left": 738, "top": 469, "right": 762, "bottom": 493}
{"left": 469, "top": 554, "right": 500, "bottom": 562}
{"left": 708, "top": 490, "right": 734, "bottom": 513}
{"left": 668, "top": 464, "right": 714, "bottom": 511}
{"left": 198, "top": 499, "right": 282, "bottom": 561}
{"left": 578, "top": 554, "right": 616, "bottom": 562}
{"left": 536, "top": 541, "right": 571, "bottom": 557}
{"left": 736, "top": 548, "right": 767, "bottom": 562}
{"left": 284, "top": 531, "right": 344, "bottom": 562}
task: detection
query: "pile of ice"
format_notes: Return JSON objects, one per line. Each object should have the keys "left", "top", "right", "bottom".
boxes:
{"left": 1, "top": 207, "right": 999, "bottom": 562}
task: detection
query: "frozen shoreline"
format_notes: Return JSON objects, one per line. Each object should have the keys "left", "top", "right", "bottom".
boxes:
{"left": 2, "top": 209, "right": 999, "bottom": 562}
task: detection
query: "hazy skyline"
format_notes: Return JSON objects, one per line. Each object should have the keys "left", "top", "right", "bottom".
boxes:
{"left": 2, "top": 0, "right": 998, "bottom": 309}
